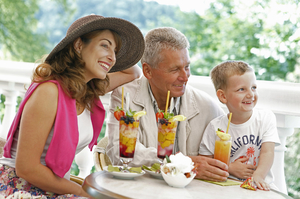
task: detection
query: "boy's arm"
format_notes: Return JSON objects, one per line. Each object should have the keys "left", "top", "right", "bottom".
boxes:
{"left": 229, "top": 157, "right": 256, "bottom": 179}
{"left": 252, "top": 142, "right": 275, "bottom": 191}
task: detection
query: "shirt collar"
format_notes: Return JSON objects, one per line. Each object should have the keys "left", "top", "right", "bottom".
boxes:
{"left": 147, "top": 83, "right": 180, "bottom": 115}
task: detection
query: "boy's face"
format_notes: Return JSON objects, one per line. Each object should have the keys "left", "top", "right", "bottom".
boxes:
{"left": 221, "top": 71, "right": 258, "bottom": 116}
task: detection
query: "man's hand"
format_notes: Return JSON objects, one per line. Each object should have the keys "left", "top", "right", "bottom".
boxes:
{"left": 190, "top": 155, "right": 229, "bottom": 182}
{"left": 229, "top": 157, "right": 257, "bottom": 179}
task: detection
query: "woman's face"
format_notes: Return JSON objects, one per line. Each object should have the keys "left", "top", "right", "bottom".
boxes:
{"left": 77, "top": 30, "right": 117, "bottom": 82}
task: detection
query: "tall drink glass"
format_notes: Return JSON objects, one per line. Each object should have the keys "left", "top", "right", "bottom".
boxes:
{"left": 157, "top": 118, "right": 178, "bottom": 161}
{"left": 214, "top": 135, "right": 232, "bottom": 166}
{"left": 119, "top": 117, "right": 139, "bottom": 170}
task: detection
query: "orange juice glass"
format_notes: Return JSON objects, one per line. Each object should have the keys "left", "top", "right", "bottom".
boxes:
{"left": 214, "top": 136, "right": 232, "bottom": 165}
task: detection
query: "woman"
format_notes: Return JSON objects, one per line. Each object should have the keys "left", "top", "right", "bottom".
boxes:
{"left": 0, "top": 14, "right": 144, "bottom": 198}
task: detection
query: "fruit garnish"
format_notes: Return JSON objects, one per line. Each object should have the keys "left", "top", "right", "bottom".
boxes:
{"left": 107, "top": 165, "right": 142, "bottom": 173}
{"left": 114, "top": 106, "right": 125, "bottom": 121}
{"left": 133, "top": 110, "right": 146, "bottom": 120}
{"left": 107, "top": 165, "right": 120, "bottom": 172}
{"left": 165, "top": 155, "right": 171, "bottom": 163}
{"left": 142, "top": 165, "right": 152, "bottom": 171}
{"left": 164, "top": 112, "right": 174, "bottom": 120}
{"left": 142, "top": 163, "right": 161, "bottom": 173}
{"left": 151, "top": 163, "right": 161, "bottom": 172}
{"left": 217, "top": 128, "right": 224, "bottom": 132}
{"left": 169, "top": 115, "right": 187, "bottom": 122}
{"left": 125, "top": 109, "right": 136, "bottom": 117}
{"left": 129, "top": 167, "right": 142, "bottom": 173}
{"left": 156, "top": 110, "right": 164, "bottom": 122}
{"left": 216, "top": 129, "right": 231, "bottom": 141}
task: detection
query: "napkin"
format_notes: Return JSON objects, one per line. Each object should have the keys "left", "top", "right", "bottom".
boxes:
{"left": 199, "top": 179, "right": 242, "bottom": 186}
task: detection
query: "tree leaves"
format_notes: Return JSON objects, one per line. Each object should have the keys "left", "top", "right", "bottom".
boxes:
{"left": 175, "top": 0, "right": 300, "bottom": 82}
{"left": 0, "top": 0, "right": 74, "bottom": 62}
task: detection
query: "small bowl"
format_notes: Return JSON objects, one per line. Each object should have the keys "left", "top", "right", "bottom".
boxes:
{"left": 161, "top": 170, "right": 196, "bottom": 188}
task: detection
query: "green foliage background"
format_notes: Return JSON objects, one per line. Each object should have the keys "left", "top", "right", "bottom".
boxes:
{"left": 0, "top": 0, "right": 299, "bottom": 197}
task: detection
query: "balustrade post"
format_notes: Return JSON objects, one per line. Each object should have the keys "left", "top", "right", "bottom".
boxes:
{"left": 0, "top": 88, "right": 18, "bottom": 139}
{"left": 272, "top": 127, "right": 294, "bottom": 194}
{"left": 74, "top": 145, "right": 94, "bottom": 178}
{"left": 272, "top": 114, "right": 300, "bottom": 194}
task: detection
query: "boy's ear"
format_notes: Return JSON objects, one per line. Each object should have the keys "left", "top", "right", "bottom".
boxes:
{"left": 142, "top": 62, "right": 152, "bottom": 80}
{"left": 216, "top": 89, "right": 227, "bottom": 104}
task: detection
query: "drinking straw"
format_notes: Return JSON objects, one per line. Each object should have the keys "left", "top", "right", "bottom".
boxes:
{"left": 226, "top": 112, "right": 232, "bottom": 134}
{"left": 165, "top": 91, "right": 170, "bottom": 114}
{"left": 169, "top": 97, "right": 174, "bottom": 113}
{"left": 122, "top": 87, "right": 124, "bottom": 110}
{"left": 125, "top": 92, "right": 130, "bottom": 112}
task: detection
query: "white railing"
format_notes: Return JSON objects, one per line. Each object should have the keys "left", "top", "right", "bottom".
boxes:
{"left": 0, "top": 60, "right": 299, "bottom": 194}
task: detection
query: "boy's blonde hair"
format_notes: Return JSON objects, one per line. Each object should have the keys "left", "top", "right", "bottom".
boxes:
{"left": 210, "top": 60, "right": 253, "bottom": 91}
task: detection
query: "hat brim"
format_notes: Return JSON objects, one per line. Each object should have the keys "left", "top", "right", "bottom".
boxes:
{"left": 46, "top": 17, "right": 145, "bottom": 73}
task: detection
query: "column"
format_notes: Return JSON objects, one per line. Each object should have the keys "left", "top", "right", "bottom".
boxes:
{"left": 74, "top": 145, "right": 94, "bottom": 178}
{"left": 272, "top": 114, "right": 300, "bottom": 194}
{"left": 0, "top": 89, "right": 18, "bottom": 139}
{"left": 272, "top": 127, "right": 294, "bottom": 194}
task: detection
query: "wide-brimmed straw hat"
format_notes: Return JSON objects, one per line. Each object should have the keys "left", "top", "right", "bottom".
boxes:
{"left": 45, "top": 14, "right": 145, "bottom": 73}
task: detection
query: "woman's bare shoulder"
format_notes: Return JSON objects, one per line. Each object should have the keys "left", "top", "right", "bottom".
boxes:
{"left": 34, "top": 82, "right": 58, "bottom": 96}
{"left": 27, "top": 82, "right": 59, "bottom": 107}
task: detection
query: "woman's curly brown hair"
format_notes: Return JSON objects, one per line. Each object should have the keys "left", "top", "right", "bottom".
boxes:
{"left": 32, "top": 30, "right": 121, "bottom": 111}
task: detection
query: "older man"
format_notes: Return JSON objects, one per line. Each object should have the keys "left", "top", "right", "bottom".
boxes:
{"left": 106, "top": 27, "right": 228, "bottom": 181}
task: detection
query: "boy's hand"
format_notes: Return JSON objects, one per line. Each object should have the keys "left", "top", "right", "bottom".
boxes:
{"left": 253, "top": 173, "right": 270, "bottom": 191}
{"left": 229, "top": 157, "right": 257, "bottom": 179}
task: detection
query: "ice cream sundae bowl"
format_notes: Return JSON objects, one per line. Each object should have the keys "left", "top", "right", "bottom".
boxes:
{"left": 161, "top": 152, "right": 197, "bottom": 188}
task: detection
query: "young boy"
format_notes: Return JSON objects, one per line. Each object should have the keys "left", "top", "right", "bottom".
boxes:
{"left": 199, "top": 61, "right": 280, "bottom": 191}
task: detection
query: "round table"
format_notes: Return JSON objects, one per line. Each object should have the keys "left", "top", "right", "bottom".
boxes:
{"left": 82, "top": 171, "right": 292, "bottom": 199}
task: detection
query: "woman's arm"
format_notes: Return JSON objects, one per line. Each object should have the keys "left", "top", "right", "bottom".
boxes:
{"left": 106, "top": 64, "right": 142, "bottom": 93}
{"left": 252, "top": 142, "right": 275, "bottom": 191}
{"left": 15, "top": 82, "right": 90, "bottom": 197}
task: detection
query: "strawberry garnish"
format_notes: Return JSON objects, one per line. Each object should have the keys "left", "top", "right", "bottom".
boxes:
{"left": 156, "top": 110, "right": 164, "bottom": 122}
{"left": 114, "top": 106, "right": 125, "bottom": 121}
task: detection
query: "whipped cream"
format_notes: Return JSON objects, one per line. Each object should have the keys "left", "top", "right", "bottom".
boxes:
{"left": 161, "top": 152, "right": 195, "bottom": 176}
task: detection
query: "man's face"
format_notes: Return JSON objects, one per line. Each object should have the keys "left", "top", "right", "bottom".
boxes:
{"left": 147, "top": 48, "right": 190, "bottom": 100}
